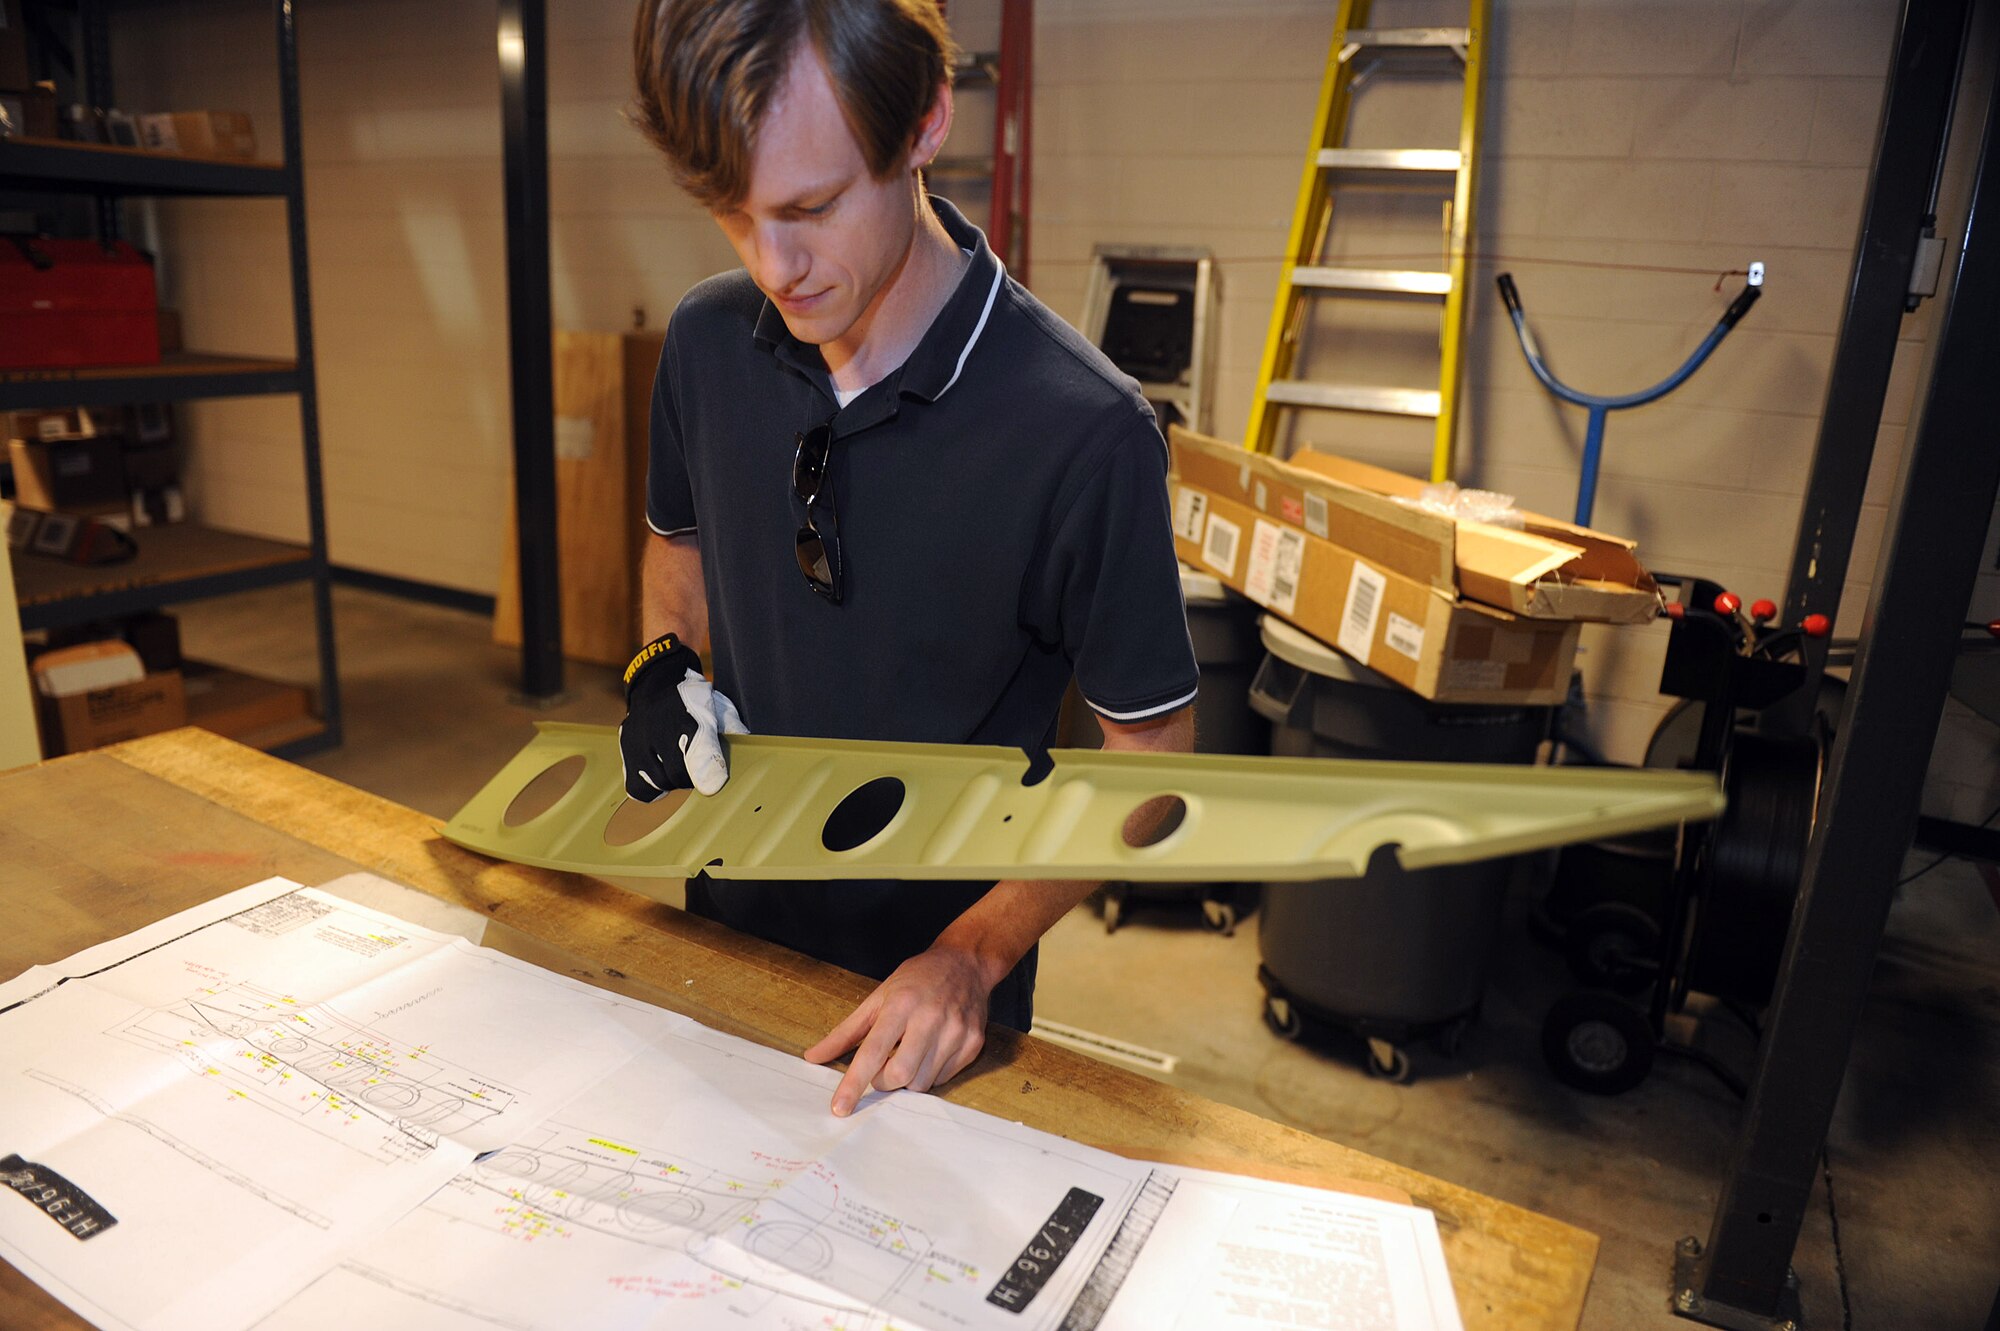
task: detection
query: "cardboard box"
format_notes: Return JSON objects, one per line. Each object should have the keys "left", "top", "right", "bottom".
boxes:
{"left": 135, "top": 110, "right": 257, "bottom": 159}
{"left": 183, "top": 660, "right": 317, "bottom": 748}
{"left": 9, "top": 436, "right": 128, "bottom": 513}
{"left": 1170, "top": 477, "right": 1581, "bottom": 705}
{"left": 40, "top": 670, "right": 187, "bottom": 755}
{"left": 1169, "top": 427, "right": 1659, "bottom": 625}
{"left": 0, "top": 84, "right": 58, "bottom": 140}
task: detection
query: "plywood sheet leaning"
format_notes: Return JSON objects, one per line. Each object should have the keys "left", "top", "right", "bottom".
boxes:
{"left": 494, "top": 330, "right": 665, "bottom": 666}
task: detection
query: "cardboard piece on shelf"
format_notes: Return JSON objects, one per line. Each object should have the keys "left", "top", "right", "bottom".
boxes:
{"left": 183, "top": 659, "right": 315, "bottom": 748}
{"left": 135, "top": 109, "right": 257, "bottom": 159}
{"left": 1168, "top": 427, "right": 1659, "bottom": 625}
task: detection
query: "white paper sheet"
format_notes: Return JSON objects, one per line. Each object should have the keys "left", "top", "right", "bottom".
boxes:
{"left": 259, "top": 1019, "right": 1155, "bottom": 1331}
{"left": 1095, "top": 1168, "right": 1464, "bottom": 1331}
{"left": 0, "top": 884, "right": 682, "bottom": 1331}
{"left": 2, "top": 881, "right": 1465, "bottom": 1331}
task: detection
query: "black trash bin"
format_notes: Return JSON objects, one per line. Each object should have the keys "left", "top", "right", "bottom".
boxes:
{"left": 1250, "top": 616, "right": 1549, "bottom": 1079}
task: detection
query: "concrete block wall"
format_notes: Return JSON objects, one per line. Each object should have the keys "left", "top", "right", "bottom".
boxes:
{"left": 112, "top": 0, "right": 2000, "bottom": 795}
{"left": 111, "top": 0, "right": 735, "bottom": 593}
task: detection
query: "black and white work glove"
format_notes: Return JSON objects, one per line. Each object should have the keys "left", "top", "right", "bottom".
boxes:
{"left": 618, "top": 633, "right": 748, "bottom": 800}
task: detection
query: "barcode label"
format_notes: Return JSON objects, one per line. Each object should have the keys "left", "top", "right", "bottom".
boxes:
{"left": 1243, "top": 520, "right": 1281, "bottom": 606}
{"left": 1202, "top": 513, "right": 1241, "bottom": 579}
{"left": 1304, "top": 492, "right": 1330, "bottom": 539}
{"left": 1337, "top": 561, "right": 1386, "bottom": 665}
{"left": 1270, "top": 529, "right": 1305, "bottom": 616}
{"left": 1385, "top": 612, "right": 1425, "bottom": 661}
{"left": 1172, "top": 487, "right": 1209, "bottom": 542}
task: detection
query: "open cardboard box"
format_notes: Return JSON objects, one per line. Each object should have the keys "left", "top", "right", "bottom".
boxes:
{"left": 1169, "top": 477, "right": 1581, "bottom": 706}
{"left": 1168, "top": 426, "right": 1659, "bottom": 625}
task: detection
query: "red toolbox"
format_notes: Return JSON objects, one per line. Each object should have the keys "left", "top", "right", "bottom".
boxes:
{"left": 0, "top": 238, "right": 162, "bottom": 370}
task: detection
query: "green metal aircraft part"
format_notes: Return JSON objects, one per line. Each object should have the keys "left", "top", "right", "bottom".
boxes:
{"left": 441, "top": 723, "right": 1723, "bottom": 883}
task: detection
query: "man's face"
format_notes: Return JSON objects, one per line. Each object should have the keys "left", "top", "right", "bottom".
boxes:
{"left": 715, "top": 45, "right": 925, "bottom": 349}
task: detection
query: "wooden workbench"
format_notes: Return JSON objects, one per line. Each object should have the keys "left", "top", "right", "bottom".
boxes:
{"left": 0, "top": 728, "right": 1598, "bottom": 1330}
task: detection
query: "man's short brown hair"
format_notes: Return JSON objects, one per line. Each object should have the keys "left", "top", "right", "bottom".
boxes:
{"left": 631, "top": 0, "right": 957, "bottom": 212}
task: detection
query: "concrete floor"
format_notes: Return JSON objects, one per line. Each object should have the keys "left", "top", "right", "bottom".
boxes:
{"left": 176, "top": 583, "right": 2000, "bottom": 1331}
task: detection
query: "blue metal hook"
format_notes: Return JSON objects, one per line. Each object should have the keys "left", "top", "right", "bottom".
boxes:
{"left": 1496, "top": 264, "right": 1763, "bottom": 525}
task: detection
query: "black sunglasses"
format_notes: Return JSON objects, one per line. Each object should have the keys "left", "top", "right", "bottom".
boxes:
{"left": 792, "top": 417, "right": 842, "bottom": 603}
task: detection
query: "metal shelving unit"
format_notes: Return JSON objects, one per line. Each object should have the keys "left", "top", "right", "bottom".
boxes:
{"left": 0, "top": 0, "right": 340, "bottom": 760}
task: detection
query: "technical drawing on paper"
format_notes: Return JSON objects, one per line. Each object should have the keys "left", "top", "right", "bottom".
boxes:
{"left": 459, "top": 1121, "right": 967, "bottom": 1300}
{"left": 109, "top": 980, "right": 519, "bottom": 1157}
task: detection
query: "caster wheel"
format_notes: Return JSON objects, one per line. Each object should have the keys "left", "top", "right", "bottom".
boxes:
{"left": 1102, "top": 887, "right": 1125, "bottom": 934}
{"left": 1365, "top": 1039, "right": 1412, "bottom": 1083}
{"left": 1434, "top": 1019, "right": 1470, "bottom": 1059}
{"left": 1202, "top": 898, "right": 1236, "bottom": 936}
{"left": 1564, "top": 902, "right": 1661, "bottom": 994}
{"left": 1262, "top": 994, "right": 1302, "bottom": 1041}
{"left": 1541, "top": 990, "right": 1655, "bottom": 1095}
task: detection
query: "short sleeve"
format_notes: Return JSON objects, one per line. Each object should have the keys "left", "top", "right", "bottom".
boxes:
{"left": 1027, "top": 413, "right": 1199, "bottom": 721}
{"left": 645, "top": 328, "right": 697, "bottom": 537}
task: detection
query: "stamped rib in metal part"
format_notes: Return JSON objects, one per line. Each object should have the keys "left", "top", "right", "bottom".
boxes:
{"left": 440, "top": 724, "right": 1722, "bottom": 883}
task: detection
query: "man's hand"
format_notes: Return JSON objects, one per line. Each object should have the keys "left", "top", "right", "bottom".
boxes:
{"left": 618, "top": 632, "right": 748, "bottom": 799}
{"left": 802, "top": 945, "right": 997, "bottom": 1116}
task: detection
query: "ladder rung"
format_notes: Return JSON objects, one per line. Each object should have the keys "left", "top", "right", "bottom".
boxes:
{"left": 1340, "top": 27, "right": 1471, "bottom": 60}
{"left": 1317, "top": 148, "right": 1461, "bottom": 173}
{"left": 1263, "top": 382, "right": 1442, "bottom": 417}
{"left": 1291, "top": 266, "right": 1453, "bottom": 296}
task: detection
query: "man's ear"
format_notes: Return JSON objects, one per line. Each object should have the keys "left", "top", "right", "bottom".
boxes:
{"left": 911, "top": 79, "right": 953, "bottom": 170}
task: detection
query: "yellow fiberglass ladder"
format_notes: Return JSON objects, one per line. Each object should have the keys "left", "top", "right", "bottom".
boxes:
{"left": 1244, "top": 1, "right": 1490, "bottom": 481}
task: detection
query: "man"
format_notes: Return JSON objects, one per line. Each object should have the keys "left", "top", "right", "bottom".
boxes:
{"left": 624, "top": 0, "right": 1197, "bottom": 1117}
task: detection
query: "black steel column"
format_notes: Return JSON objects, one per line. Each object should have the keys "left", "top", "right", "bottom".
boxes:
{"left": 277, "top": 0, "right": 342, "bottom": 749}
{"left": 1767, "top": 0, "right": 1972, "bottom": 737}
{"left": 499, "top": 0, "right": 563, "bottom": 700}
{"left": 1678, "top": 40, "right": 2000, "bottom": 1329}
{"left": 81, "top": 0, "right": 118, "bottom": 243}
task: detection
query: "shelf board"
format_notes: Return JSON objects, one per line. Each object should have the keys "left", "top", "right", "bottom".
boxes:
{"left": 0, "top": 351, "right": 301, "bottom": 409}
{"left": 0, "top": 136, "right": 287, "bottom": 197}
{"left": 12, "top": 523, "right": 317, "bottom": 630}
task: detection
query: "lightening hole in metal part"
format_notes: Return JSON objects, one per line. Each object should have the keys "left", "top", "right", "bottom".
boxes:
{"left": 823, "top": 777, "right": 905, "bottom": 852}
{"left": 505, "top": 755, "right": 587, "bottom": 827}
{"left": 1122, "top": 794, "right": 1187, "bottom": 849}
{"left": 604, "top": 787, "right": 693, "bottom": 846}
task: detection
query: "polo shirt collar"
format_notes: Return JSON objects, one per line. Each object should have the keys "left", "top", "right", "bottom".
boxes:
{"left": 750, "top": 195, "right": 1006, "bottom": 410}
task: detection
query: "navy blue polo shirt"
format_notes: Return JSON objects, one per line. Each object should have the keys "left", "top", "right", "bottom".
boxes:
{"left": 645, "top": 197, "right": 1197, "bottom": 1028}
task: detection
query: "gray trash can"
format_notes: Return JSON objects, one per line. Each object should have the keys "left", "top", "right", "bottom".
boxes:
{"left": 1092, "top": 565, "right": 1270, "bottom": 934}
{"left": 1249, "top": 616, "right": 1549, "bottom": 1078}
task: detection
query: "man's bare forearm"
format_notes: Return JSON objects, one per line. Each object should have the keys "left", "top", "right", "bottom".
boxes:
{"left": 930, "top": 704, "right": 1197, "bottom": 988}
{"left": 640, "top": 530, "right": 710, "bottom": 656}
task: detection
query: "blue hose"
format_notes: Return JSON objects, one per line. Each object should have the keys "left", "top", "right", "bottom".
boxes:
{"left": 1496, "top": 271, "right": 1761, "bottom": 525}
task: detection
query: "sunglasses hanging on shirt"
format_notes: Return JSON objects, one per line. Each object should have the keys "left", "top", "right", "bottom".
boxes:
{"left": 792, "top": 415, "right": 842, "bottom": 603}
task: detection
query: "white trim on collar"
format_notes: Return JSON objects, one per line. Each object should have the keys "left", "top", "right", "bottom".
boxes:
{"left": 936, "top": 261, "right": 1005, "bottom": 401}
